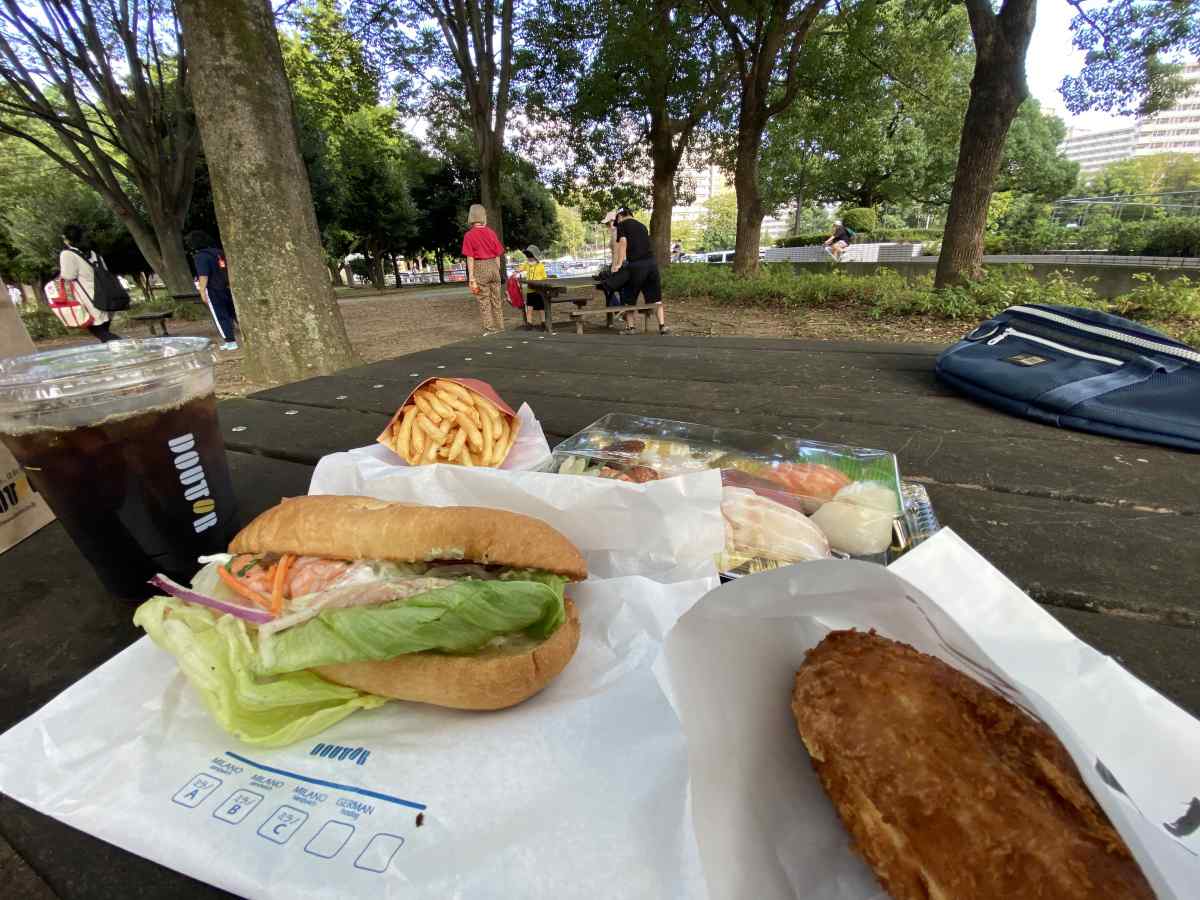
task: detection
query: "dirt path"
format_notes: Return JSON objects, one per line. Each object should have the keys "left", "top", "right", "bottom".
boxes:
{"left": 34, "top": 285, "right": 967, "bottom": 398}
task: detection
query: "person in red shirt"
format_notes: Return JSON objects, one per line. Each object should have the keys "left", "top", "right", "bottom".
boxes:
{"left": 461, "top": 203, "right": 506, "bottom": 335}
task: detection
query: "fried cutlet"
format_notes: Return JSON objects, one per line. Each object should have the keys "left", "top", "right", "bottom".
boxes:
{"left": 791, "top": 629, "right": 1154, "bottom": 900}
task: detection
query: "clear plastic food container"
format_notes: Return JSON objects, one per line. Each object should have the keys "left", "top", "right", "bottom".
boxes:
{"left": 547, "top": 414, "right": 926, "bottom": 576}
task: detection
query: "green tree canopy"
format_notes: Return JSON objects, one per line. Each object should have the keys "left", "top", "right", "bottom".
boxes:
{"left": 329, "top": 106, "right": 416, "bottom": 288}
{"left": 995, "top": 101, "right": 1080, "bottom": 200}
{"left": 280, "top": 0, "right": 381, "bottom": 133}
{"left": 0, "top": 135, "right": 147, "bottom": 283}
{"left": 1063, "top": 1, "right": 1200, "bottom": 117}
{"left": 1085, "top": 153, "right": 1200, "bottom": 198}
{"left": 698, "top": 191, "right": 737, "bottom": 252}
{"left": 759, "top": 9, "right": 1077, "bottom": 218}
{"left": 525, "top": 0, "right": 725, "bottom": 262}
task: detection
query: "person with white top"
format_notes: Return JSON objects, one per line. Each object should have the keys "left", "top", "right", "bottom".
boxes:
{"left": 59, "top": 225, "right": 120, "bottom": 343}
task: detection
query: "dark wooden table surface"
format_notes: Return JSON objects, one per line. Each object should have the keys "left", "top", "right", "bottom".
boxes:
{"left": 3, "top": 333, "right": 1198, "bottom": 898}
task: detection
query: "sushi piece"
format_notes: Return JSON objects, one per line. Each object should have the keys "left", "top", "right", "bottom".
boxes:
{"left": 833, "top": 480, "right": 901, "bottom": 515}
{"left": 773, "top": 463, "right": 853, "bottom": 512}
{"left": 721, "top": 486, "right": 832, "bottom": 564}
{"left": 810, "top": 481, "right": 899, "bottom": 555}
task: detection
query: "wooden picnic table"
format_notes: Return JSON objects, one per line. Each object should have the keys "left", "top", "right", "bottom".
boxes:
{"left": 525, "top": 276, "right": 598, "bottom": 334}
{"left": 2, "top": 332, "right": 1198, "bottom": 897}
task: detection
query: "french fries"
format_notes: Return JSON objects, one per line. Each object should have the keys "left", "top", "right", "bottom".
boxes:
{"left": 382, "top": 379, "right": 519, "bottom": 468}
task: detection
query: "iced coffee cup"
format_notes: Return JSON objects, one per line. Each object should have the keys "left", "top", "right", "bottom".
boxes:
{"left": 0, "top": 338, "right": 238, "bottom": 599}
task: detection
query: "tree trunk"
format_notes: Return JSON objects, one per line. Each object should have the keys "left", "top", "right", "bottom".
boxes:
{"left": 328, "top": 262, "right": 344, "bottom": 286}
{"left": 369, "top": 254, "right": 385, "bottom": 291}
{"left": 936, "top": 89, "right": 1026, "bottom": 287}
{"left": 390, "top": 254, "right": 401, "bottom": 286}
{"left": 436, "top": 251, "right": 445, "bottom": 283}
{"left": 732, "top": 125, "right": 765, "bottom": 275}
{"left": 155, "top": 226, "right": 196, "bottom": 298}
{"left": 478, "top": 132, "right": 504, "bottom": 248}
{"left": 94, "top": 177, "right": 196, "bottom": 298}
{"left": 178, "top": 0, "right": 358, "bottom": 384}
{"left": 31, "top": 281, "right": 47, "bottom": 304}
{"left": 648, "top": 153, "right": 676, "bottom": 268}
{"left": 132, "top": 272, "right": 152, "bottom": 304}
{"left": 935, "top": 0, "right": 1036, "bottom": 288}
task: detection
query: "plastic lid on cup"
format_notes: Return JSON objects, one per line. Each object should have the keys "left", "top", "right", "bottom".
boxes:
{"left": 0, "top": 337, "right": 216, "bottom": 419}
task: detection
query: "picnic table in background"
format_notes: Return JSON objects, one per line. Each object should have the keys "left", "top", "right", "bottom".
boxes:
{"left": 524, "top": 275, "right": 596, "bottom": 334}
{"left": 2, "top": 332, "right": 1198, "bottom": 897}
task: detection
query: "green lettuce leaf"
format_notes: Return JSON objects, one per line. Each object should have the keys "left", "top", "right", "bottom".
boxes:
{"left": 257, "top": 575, "right": 567, "bottom": 676}
{"left": 134, "top": 597, "right": 386, "bottom": 747}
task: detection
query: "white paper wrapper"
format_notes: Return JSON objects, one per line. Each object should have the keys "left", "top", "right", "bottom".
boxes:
{"left": 665, "top": 528, "right": 1199, "bottom": 900}
{"left": 0, "top": 469, "right": 725, "bottom": 898}
{"left": 310, "top": 451, "right": 726, "bottom": 583}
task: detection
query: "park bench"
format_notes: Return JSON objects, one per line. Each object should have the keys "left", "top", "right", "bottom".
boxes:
{"left": 570, "top": 301, "right": 662, "bottom": 335}
{"left": 128, "top": 311, "right": 173, "bottom": 336}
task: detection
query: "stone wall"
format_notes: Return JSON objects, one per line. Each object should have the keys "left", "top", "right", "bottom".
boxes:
{"left": 760, "top": 244, "right": 1200, "bottom": 298}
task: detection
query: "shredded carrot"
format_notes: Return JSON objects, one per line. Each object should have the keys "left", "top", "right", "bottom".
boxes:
{"left": 271, "top": 553, "right": 295, "bottom": 617}
{"left": 217, "top": 564, "right": 273, "bottom": 612}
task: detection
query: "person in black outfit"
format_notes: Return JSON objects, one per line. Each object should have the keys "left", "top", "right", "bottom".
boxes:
{"left": 186, "top": 231, "right": 239, "bottom": 350}
{"left": 823, "top": 220, "right": 852, "bottom": 261}
{"left": 611, "top": 208, "right": 668, "bottom": 335}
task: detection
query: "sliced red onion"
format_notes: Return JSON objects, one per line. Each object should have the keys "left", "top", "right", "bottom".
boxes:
{"left": 148, "top": 573, "right": 274, "bottom": 625}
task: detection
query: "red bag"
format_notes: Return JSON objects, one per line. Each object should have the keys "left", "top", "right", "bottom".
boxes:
{"left": 46, "top": 279, "right": 93, "bottom": 329}
{"left": 505, "top": 274, "right": 525, "bottom": 309}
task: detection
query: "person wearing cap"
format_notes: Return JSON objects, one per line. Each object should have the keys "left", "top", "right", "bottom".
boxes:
{"left": 462, "top": 203, "right": 506, "bottom": 335}
{"left": 611, "top": 207, "right": 669, "bottom": 335}
{"left": 519, "top": 245, "right": 548, "bottom": 329}
{"left": 602, "top": 209, "right": 618, "bottom": 263}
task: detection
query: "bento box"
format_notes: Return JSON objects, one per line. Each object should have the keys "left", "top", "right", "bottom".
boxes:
{"left": 547, "top": 414, "right": 937, "bottom": 576}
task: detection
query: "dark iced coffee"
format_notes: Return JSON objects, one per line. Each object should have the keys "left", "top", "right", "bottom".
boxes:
{"left": 0, "top": 339, "right": 238, "bottom": 599}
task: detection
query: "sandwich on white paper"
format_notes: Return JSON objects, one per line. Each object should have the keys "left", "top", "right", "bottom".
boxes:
{"left": 135, "top": 495, "right": 586, "bottom": 746}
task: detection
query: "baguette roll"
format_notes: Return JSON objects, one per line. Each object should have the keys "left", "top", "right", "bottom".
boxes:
{"left": 231, "top": 494, "right": 587, "bottom": 581}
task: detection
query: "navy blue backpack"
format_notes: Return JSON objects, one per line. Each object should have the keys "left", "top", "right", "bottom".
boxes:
{"left": 936, "top": 304, "right": 1200, "bottom": 451}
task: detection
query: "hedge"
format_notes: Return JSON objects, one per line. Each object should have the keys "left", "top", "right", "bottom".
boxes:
{"left": 840, "top": 208, "right": 878, "bottom": 232}
{"left": 661, "top": 262, "right": 1200, "bottom": 341}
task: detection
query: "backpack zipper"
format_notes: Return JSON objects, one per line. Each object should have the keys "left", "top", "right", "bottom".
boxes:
{"left": 1008, "top": 305, "right": 1200, "bottom": 364}
{"left": 986, "top": 327, "right": 1123, "bottom": 365}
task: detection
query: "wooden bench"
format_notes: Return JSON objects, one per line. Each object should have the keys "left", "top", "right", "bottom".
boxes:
{"left": 570, "top": 302, "right": 662, "bottom": 335}
{"left": 128, "top": 311, "right": 173, "bottom": 336}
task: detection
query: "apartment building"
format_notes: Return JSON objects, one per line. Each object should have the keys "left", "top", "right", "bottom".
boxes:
{"left": 672, "top": 164, "right": 792, "bottom": 242}
{"left": 1061, "top": 63, "right": 1200, "bottom": 174}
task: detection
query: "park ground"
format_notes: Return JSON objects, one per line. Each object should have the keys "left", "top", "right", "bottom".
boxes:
{"left": 35, "top": 283, "right": 969, "bottom": 398}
